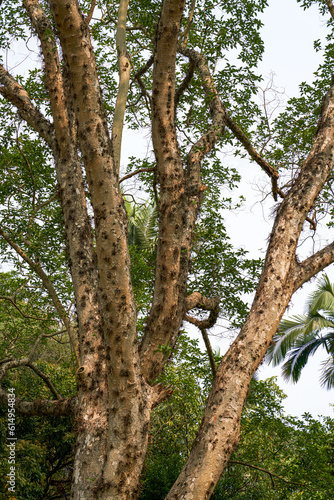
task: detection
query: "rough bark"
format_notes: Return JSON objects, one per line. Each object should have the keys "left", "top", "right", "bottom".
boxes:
{"left": 1, "top": 1, "right": 334, "bottom": 499}
{"left": 165, "top": 80, "right": 334, "bottom": 500}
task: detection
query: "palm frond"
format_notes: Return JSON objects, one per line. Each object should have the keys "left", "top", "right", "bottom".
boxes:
{"left": 320, "top": 356, "right": 334, "bottom": 389}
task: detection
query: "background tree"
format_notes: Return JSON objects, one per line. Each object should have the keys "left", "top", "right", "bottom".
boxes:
{"left": 0, "top": 0, "right": 334, "bottom": 499}
{"left": 267, "top": 274, "right": 334, "bottom": 389}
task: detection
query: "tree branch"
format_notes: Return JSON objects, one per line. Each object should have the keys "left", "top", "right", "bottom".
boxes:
{"left": 0, "top": 67, "right": 55, "bottom": 148}
{"left": 112, "top": 0, "right": 131, "bottom": 175}
{"left": 229, "top": 461, "right": 308, "bottom": 488}
{"left": 179, "top": 0, "right": 196, "bottom": 47}
{"left": 293, "top": 241, "right": 334, "bottom": 292}
{"left": 86, "top": 0, "right": 96, "bottom": 24}
{"left": 119, "top": 167, "right": 155, "bottom": 184}
{"left": 27, "top": 362, "right": 62, "bottom": 399}
{"left": 175, "top": 60, "right": 195, "bottom": 108}
{"left": 0, "top": 295, "right": 49, "bottom": 321}
{"left": 326, "top": 0, "right": 334, "bottom": 21}
{"left": 178, "top": 46, "right": 279, "bottom": 201}
{"left": 200, "top": 328, "right": 216, "bottom": 377}
{"left": 0, "top": 385, "right": 76, "bottom": 416}
{"left": 0, "top": 228, "right": 79, "bottom": 362}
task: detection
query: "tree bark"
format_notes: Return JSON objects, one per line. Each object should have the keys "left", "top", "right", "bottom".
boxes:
{"left": 166, "top": 80, "right": 334, "bottom": 499}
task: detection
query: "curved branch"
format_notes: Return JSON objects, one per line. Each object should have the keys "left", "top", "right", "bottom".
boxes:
{"left": 293, "top": 241, "right": 334, "bottom": 292}
{"left": 185, "top": 292, "right": 220, "bottom": 312}
{"left": 119, "top": 166, "right": 155, "bottom": 184}
{"left": 27, "top": 362, "right": 62, "bottom": 399}
{"left": 0, "top": 295, "right": 48, "bottom": 321}
{"left": 0, "top": 228, "right": 79, "bottom": 362}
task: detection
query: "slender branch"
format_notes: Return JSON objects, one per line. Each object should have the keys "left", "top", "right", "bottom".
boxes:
{"left": 0, "top": 228, "right": 79, "bottom": 363}
{"left": 175, "top": 60, "right": 195, "bottom": 108}
{"left": 200, "top": 328, "right": 216, "bottom": 377}
{"left": 179, "top": 0, "right": 196, "bottom": 47}
{"left": 0, "top": 295, "right": 49, "bottom": 321}
{"left": 112, "top": 0, "right": 131, "bottom": 175}
{"left": 132, "top": 56, "right": 154, "bottom": 109}
{"left": 178, "top": 47, "right": 280, "bottom": 201}
{"left": 119, "top": 166, "right": 155, "bottom": 184}
{"left": 326, "top": 0, "right": 334, "bottom": 21}
{"left": 229, "top": 461, "right": 308, "bottom": 488}
{"left": 86, "top": 0, "right": 96, "bottom": 24}
{"left": 27, "top": 362, "right": 62, "bottom": 399}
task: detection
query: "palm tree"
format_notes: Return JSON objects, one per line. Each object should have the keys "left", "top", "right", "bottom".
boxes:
{"left": 266, "top": 274, "right": 334, "bottom": 389}
{"left": 124, "top": 197, "right": 158, "bottom": 252}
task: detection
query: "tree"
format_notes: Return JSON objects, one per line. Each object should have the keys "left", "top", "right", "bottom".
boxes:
{"left": 1, "top": 0, "right": 334, "bottom": 498}
{"left": 267, "top": 274, "right": 334, "bottom": 389}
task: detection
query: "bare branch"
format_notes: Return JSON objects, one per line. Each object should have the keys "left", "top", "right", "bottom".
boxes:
{"left": 86, "top": 0, "right": 96, "bottom": 24}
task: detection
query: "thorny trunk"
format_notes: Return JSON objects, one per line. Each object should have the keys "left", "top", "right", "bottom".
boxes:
{"left": 1, "top": 0, "right": 334, "bottom": 499}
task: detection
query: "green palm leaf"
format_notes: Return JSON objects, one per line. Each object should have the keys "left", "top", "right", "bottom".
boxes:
{"left": 267, "top": 273, "right": 334, "bottom": 389}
